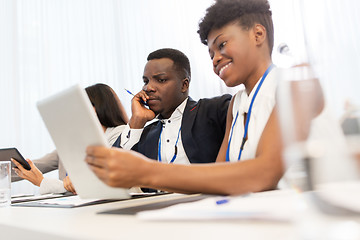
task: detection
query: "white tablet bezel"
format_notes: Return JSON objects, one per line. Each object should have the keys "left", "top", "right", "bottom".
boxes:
{"left": 37, "top": 84, "right": 129, "bottom": 199}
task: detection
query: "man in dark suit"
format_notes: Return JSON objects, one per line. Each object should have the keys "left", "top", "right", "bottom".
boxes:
{"left": 114, "top": 48, "right": 231, "bottom": 164}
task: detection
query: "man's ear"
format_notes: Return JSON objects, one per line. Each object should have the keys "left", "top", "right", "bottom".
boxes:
{"left": 253, "top": 24, "right": 266, "bottom": 46}
{"left": 181, "top": 78, "right": 190, "bottom": 93}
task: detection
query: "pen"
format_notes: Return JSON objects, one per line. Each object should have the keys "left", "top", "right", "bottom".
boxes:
{"left": 216, "top": 198, "right": 229, "bottom": 205}
{"left": 124, "top": 89, "right": 148, "bottom": 106}
{"left": 124, "top": 88, "right": 135, "bottom": 96}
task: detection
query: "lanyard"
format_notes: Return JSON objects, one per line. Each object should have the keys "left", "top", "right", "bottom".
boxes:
{"left": 158, "top": 123, "right": 182, "bottom": 164}
{"left": 226, "top": 64, "right": 274, "bottom": 162}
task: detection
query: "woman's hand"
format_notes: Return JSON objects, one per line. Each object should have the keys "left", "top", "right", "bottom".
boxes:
{"left": 86, "top": 146, "right": 151, "bottom": 188}
{"left": 12, "top": 158, "right": 44, "bottom": 186}
{"left": 63, "top": 176, "right": 76, "bottom": 194}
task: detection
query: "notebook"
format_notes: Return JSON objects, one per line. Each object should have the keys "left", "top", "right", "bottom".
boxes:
{"left": 37, "top": 84, "right": 130, "bottom": 199}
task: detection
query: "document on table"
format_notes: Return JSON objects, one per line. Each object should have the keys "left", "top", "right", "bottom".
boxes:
{"left": 11, "top": 192, "right": 74, "bottom": 204}
{"left": 11, "top": 192, "right": 163, "bottom": 208}
{"left": 137, "top": 189, "right": 298, "bottom": 221}
{"left": 12, "top": 195, "right": 121, "bottom": 208}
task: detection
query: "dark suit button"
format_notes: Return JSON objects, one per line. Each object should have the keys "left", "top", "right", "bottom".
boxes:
{"left": 167, "top": 139, "right": 170, "bottom": 142}
{"left": 168, "top": 120, "right": 171, "bottom": 123}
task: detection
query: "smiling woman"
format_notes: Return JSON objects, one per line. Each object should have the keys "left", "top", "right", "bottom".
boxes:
{"left": 208, "top": 23, "right": 270, "bottom": 90}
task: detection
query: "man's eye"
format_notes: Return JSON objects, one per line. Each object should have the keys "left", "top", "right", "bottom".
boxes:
{"left": 143, "top": 80, "right": 149, "bottom": 85}
{"left": 158, "top": 79, "right": 167, "bottom": 83}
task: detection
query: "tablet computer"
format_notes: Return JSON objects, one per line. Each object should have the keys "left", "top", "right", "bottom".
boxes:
{"left": 0, "top": 148, "right": 31, "bottom": 170}
{"left": 37, "top": 84, "right": 130, "bottom": 199}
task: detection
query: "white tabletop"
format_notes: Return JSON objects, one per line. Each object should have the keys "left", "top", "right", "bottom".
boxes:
{"left": 1, "top": 187, "right": 360, "bottom": 240}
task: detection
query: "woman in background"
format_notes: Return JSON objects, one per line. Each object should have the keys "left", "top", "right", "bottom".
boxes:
{"left": 12, "top": 83, "right": 128, "bottom": 194}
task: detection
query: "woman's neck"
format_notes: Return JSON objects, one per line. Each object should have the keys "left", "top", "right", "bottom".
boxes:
{"left": 244, "top": 61, "right": 273, "bottom": 95}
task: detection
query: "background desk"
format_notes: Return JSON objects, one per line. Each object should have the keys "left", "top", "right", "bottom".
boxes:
{"left": 0, "top": 192, "right": 295, "bottom": 240}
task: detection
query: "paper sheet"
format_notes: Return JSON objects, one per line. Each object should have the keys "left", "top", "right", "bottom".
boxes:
{"left": 137, "top": 190, "right": 298, "bottom": 221}
{"left": 12, "top": 195, "right": 117, "bottom": 208}
{"left": 11, "top": 193, "right": 71, "bottom": 204}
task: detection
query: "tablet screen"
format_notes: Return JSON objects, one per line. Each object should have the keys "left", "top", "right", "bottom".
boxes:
{"left": 0, "top": 148, "right": 31, "bottom": 170}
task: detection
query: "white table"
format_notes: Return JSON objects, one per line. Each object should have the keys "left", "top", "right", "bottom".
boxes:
{"left": 1, "top": 189, "right": 359, "bottom": 240}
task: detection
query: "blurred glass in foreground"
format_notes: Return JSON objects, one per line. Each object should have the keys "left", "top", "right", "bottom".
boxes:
{"left": 276, "top": 63, "right": 360, "bottom": 240}
{"left": 277, "top": 1, "right": 360, "bottom": 238}
{"left": 276, "top": 65, "right": 324, "bottom": 192}
{"left": 278, "top": 64, "right": 359, "bottom": 191}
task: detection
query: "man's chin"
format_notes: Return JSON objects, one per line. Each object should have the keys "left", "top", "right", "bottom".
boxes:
{"left": 148, "top": 105, "right": 160, "bottom": 115}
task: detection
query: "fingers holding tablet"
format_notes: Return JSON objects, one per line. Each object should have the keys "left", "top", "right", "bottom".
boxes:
{"left": 0, "top": 148, "right": 31, "bottom": 171}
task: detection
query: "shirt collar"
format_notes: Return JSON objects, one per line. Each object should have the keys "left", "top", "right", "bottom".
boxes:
{"left": 156, "top": 97, "right": 188, "bottom": 122}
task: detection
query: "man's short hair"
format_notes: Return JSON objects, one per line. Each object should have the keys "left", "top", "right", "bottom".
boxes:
{"left": 198, "top": 0, "right": 274, "bottom": 55}
{"left": 147, "top": 48, "right": 191, "bottom": 81}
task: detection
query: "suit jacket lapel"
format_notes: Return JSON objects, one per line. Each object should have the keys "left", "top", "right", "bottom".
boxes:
{"left": 182, "top": 97, "right": 199, "bottom": 161}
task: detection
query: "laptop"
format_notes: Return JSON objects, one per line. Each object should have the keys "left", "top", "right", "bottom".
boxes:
{"left": 37, "top": 84, "right": 130, "bottom": 199}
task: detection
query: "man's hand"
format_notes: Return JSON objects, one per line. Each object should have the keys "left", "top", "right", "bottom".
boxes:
{"left": 129, "top": 90, "right": 156, "bottom": 129}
